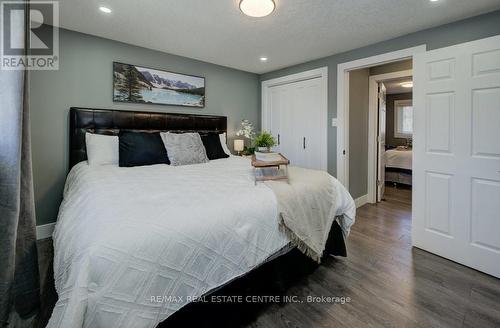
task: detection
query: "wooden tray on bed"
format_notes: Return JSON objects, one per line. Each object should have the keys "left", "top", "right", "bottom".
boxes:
{"left": 251, "top": 153, "right": 289, "bottom": 183}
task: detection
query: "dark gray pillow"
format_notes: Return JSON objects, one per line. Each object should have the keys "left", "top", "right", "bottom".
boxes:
{"left": 119, "top": 131, "right": 170, "bottom": 167}
{"left": 160, "top": 132, "right": 209, "bottom": 166}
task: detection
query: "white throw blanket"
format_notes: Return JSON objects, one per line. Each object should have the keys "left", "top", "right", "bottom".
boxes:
{"left": 48, "top": 157, "right": 354, "bottom": 328}
{"left": 266, "top": 166, "right": 355, "bottom": 262}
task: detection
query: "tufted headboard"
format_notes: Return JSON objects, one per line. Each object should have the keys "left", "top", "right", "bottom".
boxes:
{"left": 69, "top": 107, "right": 227, "bottom": 168}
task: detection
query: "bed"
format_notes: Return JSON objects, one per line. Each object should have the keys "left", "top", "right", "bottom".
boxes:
{"left": 385, "top": 147, "right": 412, "bottom": 185}
{"left": 47, "top": 108, "right": 355, "bottom": 328}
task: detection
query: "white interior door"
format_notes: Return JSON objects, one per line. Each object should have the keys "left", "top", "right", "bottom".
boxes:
{"left": 413, "top": 35, "right": 500, "bottom": 278}
{"left": 377, "top": 82, "right": 387, "bottom": 202}
{"left": 266, "top": 76, "right": 326, "bottom": 170}
{"left": 269, "top": 83, "right": 299, "bottom": 164}
{"left": 292, "top": 78, "right": 323, "bottom": 170}
{"left": 269, "top": 84, "right": 289, "bottom": 155}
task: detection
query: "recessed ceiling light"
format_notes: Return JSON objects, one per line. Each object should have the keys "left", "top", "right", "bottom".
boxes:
{"left": 240, "top": 0, "right": 275, "bottom": 18}
{"left": 429, "top": 0, "right": 439, "bottom": 2}
{"left": 260, "top": 56, "right": 268, "bottom": 62}
{"left": 401, "top": 82, "right": 413, "bottom": 88}
{"left": 99, "top": 6, "right": 112, "bottom": 14}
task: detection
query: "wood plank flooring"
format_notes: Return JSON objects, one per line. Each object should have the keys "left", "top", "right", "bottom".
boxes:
{"left": 37, "top": 186, "right": 500, "bottom": 327}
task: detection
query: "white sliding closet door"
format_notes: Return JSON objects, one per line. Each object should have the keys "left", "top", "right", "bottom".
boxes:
{"left": 264, "top": 70, "right": 327, "bottom": 171}
{"left": 292, "top": 78, "right": 323, "bottom": 169}
{"left": 413, "top": 35, "right": 500, "bottom": 278}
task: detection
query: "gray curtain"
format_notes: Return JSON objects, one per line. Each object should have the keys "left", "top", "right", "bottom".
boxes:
{"left": 0, "top": 1, "right": 41, "bottom": 326}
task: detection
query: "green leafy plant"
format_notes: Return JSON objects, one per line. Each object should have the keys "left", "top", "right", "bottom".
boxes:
{"left": 254, "top": 131, "right": 276, "bottom": 149}
{"left": 242, "top": 146, "right": 255, "bottom": 155}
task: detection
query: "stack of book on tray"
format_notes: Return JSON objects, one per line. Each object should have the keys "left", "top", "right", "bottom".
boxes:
{"left": 254, "top": 151, "right": 282, "bottom": 162}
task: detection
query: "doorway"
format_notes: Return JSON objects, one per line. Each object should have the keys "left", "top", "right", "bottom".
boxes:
{"left": 339, "top": 36, "right": 500, "bottom": 278}
{"left": 368, "top": 70, "right": 413, "bottom": 204}
{"left": 343, "top": 57, "right": 416, "bottom": 207}
{"left": 335, "top": 45, "right": 425, "bottom": 191}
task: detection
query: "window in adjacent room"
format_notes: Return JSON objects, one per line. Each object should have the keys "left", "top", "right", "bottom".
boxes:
{"left": 394, "top": 99, "right": 413, "bottom": 138}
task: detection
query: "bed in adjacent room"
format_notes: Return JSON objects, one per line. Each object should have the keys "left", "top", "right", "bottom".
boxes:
{"left": 47, "top": 108, "right": 355, "bottom": 328}
{"left": 385, "top": 147, "right": 412, "bottom": 186}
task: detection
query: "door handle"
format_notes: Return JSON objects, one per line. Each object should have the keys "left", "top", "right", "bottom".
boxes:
{"left": 303, "top": 137, "right": 306, "bottom": 149}
{"left": 278, "top": 134, "right": 280, "bottom": 145}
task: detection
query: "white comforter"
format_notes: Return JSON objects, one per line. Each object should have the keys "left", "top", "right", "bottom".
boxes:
{"left": 48, "top": 156, "right": 354, "bottom": 328}
{"left": 385, "top": 148, "right": 412, "bottom": 170}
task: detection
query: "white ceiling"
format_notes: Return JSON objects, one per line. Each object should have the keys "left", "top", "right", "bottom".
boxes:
{"left": 57, "top": 0, "right": 500, "bottom": 74}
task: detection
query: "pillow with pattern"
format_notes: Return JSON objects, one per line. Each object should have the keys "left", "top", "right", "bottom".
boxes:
{"left": 160, "top": 132, "right": 209, "bottom": 166}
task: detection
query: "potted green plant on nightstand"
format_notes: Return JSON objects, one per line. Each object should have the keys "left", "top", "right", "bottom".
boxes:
{"left": 254, "top": 131, "right": 276, "bottom": 152}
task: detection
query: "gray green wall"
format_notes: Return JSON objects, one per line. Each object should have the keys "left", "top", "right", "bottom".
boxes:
{"left": 369, "top": 59, "right": 412, "bottom": 76}
{"left": 348, "top": 69, "right": 370, "bottom": 199}
{"left": 260, "top": 10, "right": 500, "bottom": 185}
{"left": 30, "top": 28, "right": 260, "bottom": 225}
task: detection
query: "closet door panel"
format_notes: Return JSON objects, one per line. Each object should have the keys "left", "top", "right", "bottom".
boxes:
{"left": 291, "top": 78, "right": 323, "bottom": 170}
{"left": 278, "top": 85, "right": 295, "bottom": 164}
{"left": 264, "top": 74, "right": 326, "bottom": 171}
{"left": 269, "top": 85, "right": 284, "bottom": 153}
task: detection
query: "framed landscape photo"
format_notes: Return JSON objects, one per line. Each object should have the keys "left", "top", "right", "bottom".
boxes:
{"left": 113, "top": 62, "right": 205, "bottom": 108}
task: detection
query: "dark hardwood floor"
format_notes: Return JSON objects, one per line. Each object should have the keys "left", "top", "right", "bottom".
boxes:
{"left": 37, "top": 185, "right": 500, "bottom": 327}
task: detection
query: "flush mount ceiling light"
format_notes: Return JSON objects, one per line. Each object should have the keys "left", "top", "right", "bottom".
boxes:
{"left": 240, "top": 0, "right": 275, "bottom": 18}
{"left": 401, "top": 82, "right": 413, "bottom": 88}
{"left": 99, "top": 6, "right": 112, "bottom": 14}
{"left": 260, "top": 56, "right": 268, "bottom": 62}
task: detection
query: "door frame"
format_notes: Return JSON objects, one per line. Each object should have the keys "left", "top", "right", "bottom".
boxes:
{"left": 367, "top": 69, "right": 413, "bottom": 203}
{"left": 261, "top": 67, "right": 328, "bottom": 171}
{"left": 336, "top": 45, "right": 426, "bottom": 190}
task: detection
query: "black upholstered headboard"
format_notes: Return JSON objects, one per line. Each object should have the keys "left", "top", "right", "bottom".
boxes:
{"left": 69, "top": 107, "right": 227, "bottom": 168}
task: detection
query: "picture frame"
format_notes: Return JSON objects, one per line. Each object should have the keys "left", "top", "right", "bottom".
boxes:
{"left": 113, "top": 62, "right": 205, "bottom": 108}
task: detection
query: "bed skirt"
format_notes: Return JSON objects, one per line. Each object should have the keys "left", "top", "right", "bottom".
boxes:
{"left": 385, "top": 167, "right": 412, "bottom": 186}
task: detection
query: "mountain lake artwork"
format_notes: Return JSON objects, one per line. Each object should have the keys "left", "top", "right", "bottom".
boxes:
{"left": 113, "top": 62, "right": 205, "bottom": 107}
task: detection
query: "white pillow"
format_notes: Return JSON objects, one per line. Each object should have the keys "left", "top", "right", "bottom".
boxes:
{"left": 85, "top": 132, "right": 119, "bottom": 166}
{"left": 219, "top": 133, "right": 231, "bottom": 156}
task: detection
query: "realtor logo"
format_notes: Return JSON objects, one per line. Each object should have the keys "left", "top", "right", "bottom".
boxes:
{"left": 1, "top": 1, "right": 59, "bottom": 70}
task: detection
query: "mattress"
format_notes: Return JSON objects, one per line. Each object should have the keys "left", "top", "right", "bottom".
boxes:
{"left": 48, "top": 156, "right": 355, "bottom": 328}
{"left": 385, "top": 148, "right": 412, "bottom": 170}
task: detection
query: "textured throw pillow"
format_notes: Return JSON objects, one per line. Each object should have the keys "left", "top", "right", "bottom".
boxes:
{"left": 119, "top": 131, "right": 170, "bottom": 167}
{"left": 85, "top": 132, "right": 119, "bottom": 166}
{"left": 219, "top": 133, "right": 231, "bottom": 156}
{"left": 160, "top": 132, "right": 209, "bottom": 166}
{"left": 201, "top": 134, "right": 230, "bottom": 160}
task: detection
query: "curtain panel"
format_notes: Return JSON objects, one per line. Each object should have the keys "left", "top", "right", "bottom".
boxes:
{"left": 0, "top": 1, "right": 41, "bottom": 326}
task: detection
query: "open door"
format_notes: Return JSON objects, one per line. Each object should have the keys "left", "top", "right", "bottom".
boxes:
{"left": 377, "top": 82, "right": 386, "bottom": 202}
{"left": 413, "top": 35, "right": 500, "bottom": 278}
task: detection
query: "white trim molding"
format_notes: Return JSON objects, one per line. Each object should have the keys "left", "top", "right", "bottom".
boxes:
{"left": 261, "top": 67, "right": 329, "bottom": 171}
{"left": 354, "top": 194, "right": 368, "bottom": 208}
{"left": 36, "top": 222, "right": 55, "bottom": 240}
{"left": 367, "top": 69, "right": 413, "bottom": 203}
{"left": 336, "top": 45, "right": 426, "bottom": 190}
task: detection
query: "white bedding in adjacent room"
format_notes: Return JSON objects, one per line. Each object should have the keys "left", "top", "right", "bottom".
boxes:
{"left": 385, "top": 148, "right": 413, "bottom": 170}
{"left": 48, "top": 156, "right": 354, "bottom": 328}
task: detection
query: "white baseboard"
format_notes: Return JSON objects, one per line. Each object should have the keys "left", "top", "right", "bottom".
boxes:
{"left": 36, "top": 222, "right": 55, "bottom": 240}
{"left": 354, "top": 194, "right": 368, "bottom": 208}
